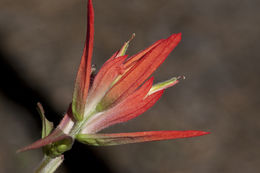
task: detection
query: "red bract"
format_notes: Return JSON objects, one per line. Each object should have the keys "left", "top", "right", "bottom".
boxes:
{"left": 72, "top": 0, "right": 94, "bottom": 121}
{"left": 18, "top": 0, "right": 209, "bottom": 153}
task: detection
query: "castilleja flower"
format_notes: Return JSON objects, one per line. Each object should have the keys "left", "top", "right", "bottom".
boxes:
{"left": 18, "top": 0, "right": 209, "bottom": 167}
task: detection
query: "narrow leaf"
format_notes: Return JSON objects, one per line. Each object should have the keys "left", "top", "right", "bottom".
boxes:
{"left": 76, "top": 130, "right": 210, "bottom": 146}
{"left": 37, "top": 102, "right": 54, "bottom": 138}
{"left": 17, "top": 128, "right": 73, "bottom": 153}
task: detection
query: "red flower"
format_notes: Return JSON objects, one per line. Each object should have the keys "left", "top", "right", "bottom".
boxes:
{"left": 18, "top": 0, "right": 208, "bottom": 153}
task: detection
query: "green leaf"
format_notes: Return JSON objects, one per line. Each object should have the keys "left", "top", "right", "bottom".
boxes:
{"left": 37, "top": 102, "right": 54, "bottom": 138}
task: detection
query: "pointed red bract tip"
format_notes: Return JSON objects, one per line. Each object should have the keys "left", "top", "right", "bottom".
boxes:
{"left": 72, "top": 0, "right": 95, "bottom": 121}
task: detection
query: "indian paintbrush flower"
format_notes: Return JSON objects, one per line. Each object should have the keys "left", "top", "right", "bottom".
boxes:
{"left": 18, "top": 0, "right": 209, "bottom": 172}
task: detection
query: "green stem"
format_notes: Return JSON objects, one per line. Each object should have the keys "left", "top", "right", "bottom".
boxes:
{"left": 35, "top": 155, "right": 64, "bottom": 173}
{"left": 35, "top": 109, "right": 97, "bottom": 172}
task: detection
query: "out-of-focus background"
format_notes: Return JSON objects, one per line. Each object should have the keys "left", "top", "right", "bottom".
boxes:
{"left": 0, "top": 0, "right": 259, "bottom": 172}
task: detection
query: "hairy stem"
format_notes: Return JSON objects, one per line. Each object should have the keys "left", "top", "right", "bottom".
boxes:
{"left": 35, "top": 155, "right": 64, "bottom": 173}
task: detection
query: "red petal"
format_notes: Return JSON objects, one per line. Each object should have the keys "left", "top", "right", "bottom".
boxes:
{"left": 72, "top": 0, "right": 94, "bottom": 120}
{"left": 83, "top": 81, "right": 165, "bottom": 133}
{"left": 101, "top": 33, "right": 181, "bottom": 107}
{"left": 114, "top": 90, "right": 164, "bottom": 125}
{"left": 77, "top": 130, "right": 210, "bottom": 146}
{"left": 86, "top": 55, "right": 127, "bottom": 109}
{"left": 124, "top": 39, "right": 163, "bottom": 68}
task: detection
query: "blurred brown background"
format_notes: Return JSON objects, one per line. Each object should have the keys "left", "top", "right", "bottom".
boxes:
{"left": 0, "top": 0, "right": 259, "bottom": 172}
